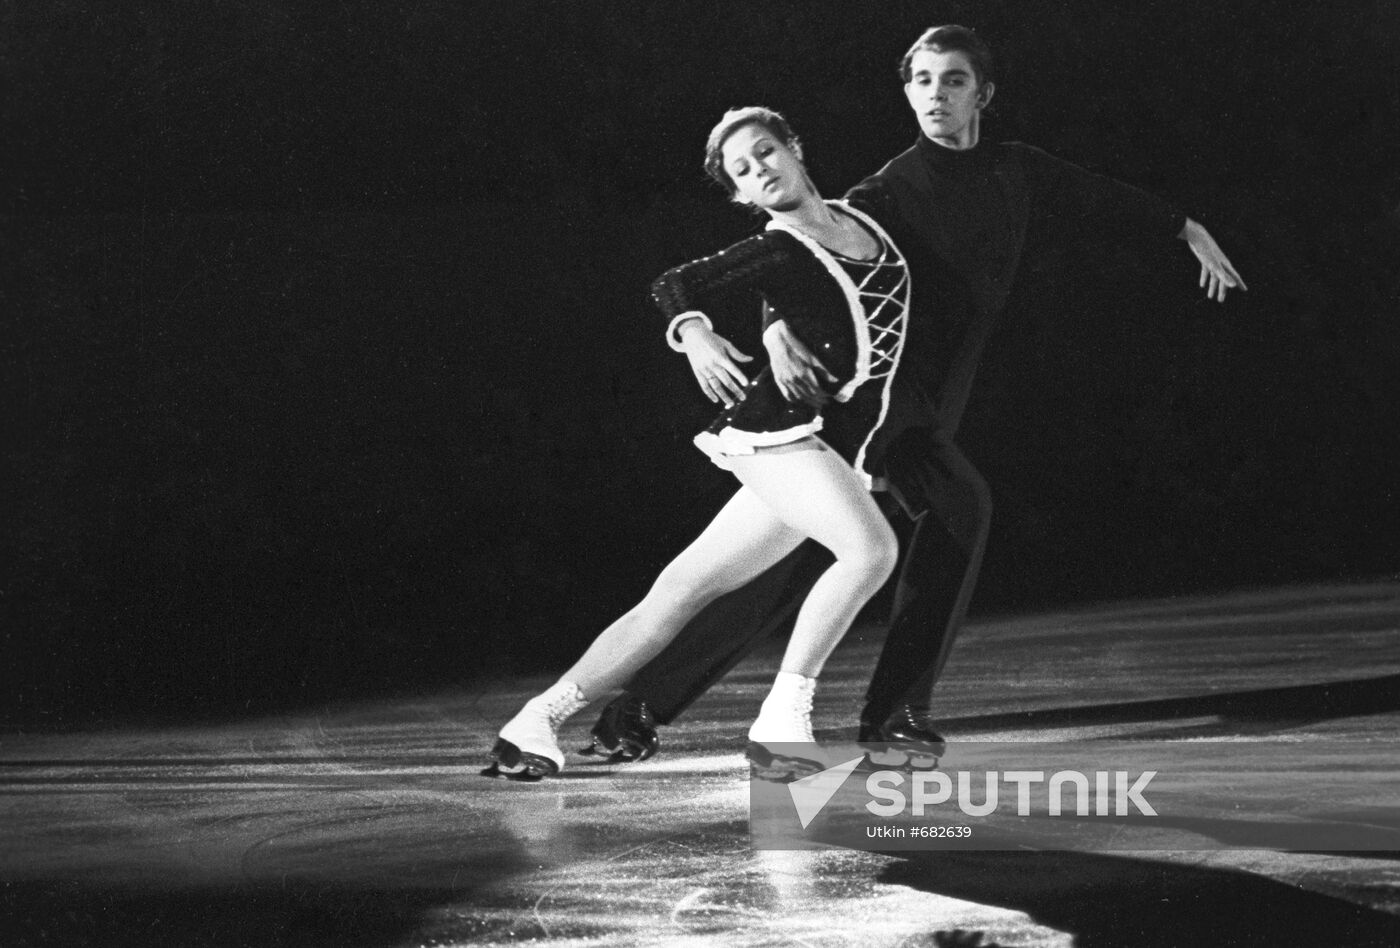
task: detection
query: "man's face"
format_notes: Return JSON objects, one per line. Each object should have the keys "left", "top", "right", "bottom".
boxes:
{"left": 903, "top": 48, "right": 991, "bottom": 149}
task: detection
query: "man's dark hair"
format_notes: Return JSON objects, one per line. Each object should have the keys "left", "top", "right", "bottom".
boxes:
{"left": 900, "top": 25, "right": 995, "bottom": 86}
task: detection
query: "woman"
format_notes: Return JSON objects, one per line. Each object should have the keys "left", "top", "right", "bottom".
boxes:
{"left": 485, "top": 107, "right": 911, "bottom": 780}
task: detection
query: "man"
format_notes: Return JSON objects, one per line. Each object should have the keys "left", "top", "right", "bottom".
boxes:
{"left": 583, "top": 25, "right": 1245, "bottom": 764}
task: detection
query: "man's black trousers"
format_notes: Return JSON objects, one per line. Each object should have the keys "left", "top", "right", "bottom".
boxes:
{"left": 626, "top": 427, "right": 993, "bottom": 726}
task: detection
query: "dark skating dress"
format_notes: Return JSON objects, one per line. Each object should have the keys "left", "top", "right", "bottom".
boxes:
{"left": 651, "top": 201, "right": 911, "bottom": 487}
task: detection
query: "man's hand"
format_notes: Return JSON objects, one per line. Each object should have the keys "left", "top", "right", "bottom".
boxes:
{"left": 764, "top": 320, "right": 837, "bottom": 406}
{"left": 1180, "top": 218, "right": 1247, "bottom": 302}
{"left": 678, "top": 321, "right": 752, "bottom": 407}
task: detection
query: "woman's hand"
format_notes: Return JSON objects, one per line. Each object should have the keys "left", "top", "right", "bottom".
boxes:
{"left": 1181, "top": 218, "right": 1248, "bottom": 302}
{"left": 764, "top": 320, "right": 836, "bottom": 406}
{"left": 678, "top": 321, "right": 753, "bottom": 407}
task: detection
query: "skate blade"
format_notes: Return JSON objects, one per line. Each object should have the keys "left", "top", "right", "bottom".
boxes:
{"left": 746, "top": 741, "right": 824, "bottom": 783}
{"left": 578, "top": 734, "right": 659, "bottom": 764}
{"left": 860, "top": 745, "right": 940, "bottom": 773}
{"left": 905, "top": 751, "right": 940, "bottom": 771}
{"left": 612, "top": 734, "right": 659, "bottom": 763}
{"left": 481, "top": 738, "right": 559, "bottom": 781}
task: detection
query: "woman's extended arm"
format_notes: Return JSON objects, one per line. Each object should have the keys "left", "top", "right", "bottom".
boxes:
{"left": 651, "top": 232, "right": 795, "bottom": 406}
{"left": 676, "top": 320, "right": 753, "bottom": 407}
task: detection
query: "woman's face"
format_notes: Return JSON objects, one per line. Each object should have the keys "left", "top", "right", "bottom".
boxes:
{"left": 720, "top": 122, "right": 808, "bottom": 212}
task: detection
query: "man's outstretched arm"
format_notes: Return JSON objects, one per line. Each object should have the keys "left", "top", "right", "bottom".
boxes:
{"left": 1023, "top": 144, "right": 1247, "bottom": 303}
{"left": 1179, "top": 217, "right": 1247, "bottom": 302}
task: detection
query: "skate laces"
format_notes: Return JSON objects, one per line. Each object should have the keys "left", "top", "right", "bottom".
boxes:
{"left": 531, "top": 682, "right": 587, "bottom": 727}
{"left": 790, "top": 680, "right": 816, "bottom": 742}
{"left": 795, "top": 682, "right": 815, "bottom": 716}
{"left": 898, "top": 704, "right": 935, "bottom": 730}
{"left": 598, "top": 695, "right": 655, "bottom": 737}
{"left": 617, "top": 698, "right": 655, "bottom": 731}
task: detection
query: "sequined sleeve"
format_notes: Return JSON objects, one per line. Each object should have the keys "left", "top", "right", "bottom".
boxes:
{"left": 649, "top": 231, "right": 806, "bottom": 335}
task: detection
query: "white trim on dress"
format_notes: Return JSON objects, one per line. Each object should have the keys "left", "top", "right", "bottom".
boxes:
{"left": 831, "top": 201, "right": 911, "bottom": 486}
{"left": 693, "top": 418, "right": 826, "bottom": 470}
{"left": 687, "top": 201, "right": 912, "bottom": 489}
{"left": 666, "top": 310, "right": 713, "bottom": 351}
{"left": 764, "top": 206, "right": 872, "bottom": 403}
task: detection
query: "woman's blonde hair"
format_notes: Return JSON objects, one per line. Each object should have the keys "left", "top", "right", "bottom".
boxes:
{"left": 702, "top": 106, "right": 802, "bottom": 195}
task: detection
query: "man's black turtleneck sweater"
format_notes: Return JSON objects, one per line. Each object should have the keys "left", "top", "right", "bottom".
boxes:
{"left": 846, "top": 134, "right": 1186, "bottom": 431}
{"left": 908, "top": 136, "right": 1022, "bottom": 328}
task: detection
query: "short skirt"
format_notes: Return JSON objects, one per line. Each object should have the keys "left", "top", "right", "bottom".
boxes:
{"left": 693, "top": 364, "right": 887, "bottom": 485}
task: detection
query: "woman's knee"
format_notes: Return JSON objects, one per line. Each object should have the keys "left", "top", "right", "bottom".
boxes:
{"left": 840, "top": 518, "right": 900, "bottom": 585}
{"left": 871, "top": 521, "right": 902, "bottom": 581}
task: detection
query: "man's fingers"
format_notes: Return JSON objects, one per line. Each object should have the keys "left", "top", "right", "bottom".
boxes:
{"left": 796, "top": 350, "right": 838, "bottom": 383}
{"left": 796, "top": 367, "right": 825, "bottom": 401}
{"left": 1196, "top": 245, "right": 1246, "bottom": 298}
{"left": 775, "top": 369, "right": 818, "bottom": 406}
{"left": 1202, "top": 264, "right": 1232, "bottom": 301}
{"left": 779, "top": 377, "right": 806, "bottom": 404}
{"left": 804, "top": 358, "right": 838, "bottom": 384}
{"left": 795, "top": 371, "right": 830, "bottom": 406}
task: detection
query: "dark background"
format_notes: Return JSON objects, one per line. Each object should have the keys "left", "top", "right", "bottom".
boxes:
{"left": 6, "top": 0, "right": 1399, "bottom": 726}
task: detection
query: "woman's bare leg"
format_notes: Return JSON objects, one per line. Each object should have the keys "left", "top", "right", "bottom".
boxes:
{"left": 725, "top": 441, "right": 898, "bottom": 754}
{"left": 728, "top": 442, "right": 898, "bottom": 678}
{"left": 490, "top": 441, "right": 895, "bottom": 777}
{"left": 489, "top": 486, "right": 805, "bottom": 778}
{"left": 559, "top": 485, "right": 806, "bottom": 698}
